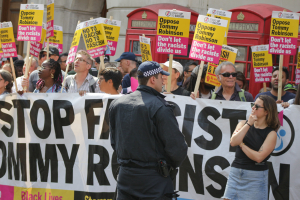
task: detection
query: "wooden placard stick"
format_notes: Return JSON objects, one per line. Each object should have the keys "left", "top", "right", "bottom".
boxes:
{"left": 46, "top": 38, "right": 50, "bottom": 60}
{"left": 23, "top": 55, "right": 33, "bottom": 92}
{"left": 194, "top": 61, "right": 205, "bottom": 95}
{"left": 277, "top": 54, "right": 284, "bottom": 101}
{"left": 61, "top": 21, "right": 80, "bottom": 93}
{"left": 10, "top": 57, "right": 18, "bottom": 92}
{"left": 263, "top": 82, "right": 267, "bottom": 92}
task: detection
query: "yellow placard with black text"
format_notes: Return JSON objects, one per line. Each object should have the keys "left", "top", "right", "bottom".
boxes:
{"left": 140, "top": 36, "right": 152, "bottom": 62}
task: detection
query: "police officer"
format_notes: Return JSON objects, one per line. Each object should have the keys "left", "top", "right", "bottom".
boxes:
{"left": 109, "top": 61, "right": 188, "bottom": 199}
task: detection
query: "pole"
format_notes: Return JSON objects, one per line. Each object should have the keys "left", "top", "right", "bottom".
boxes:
{"left": 263, "top": 82, "right": 267, "bottom": 92}
{"left": 60, "top": 63, "right": 70, "bottom": 93}
{"left": 277, "top": 54, "right": 284, "bottom": 101}
{"left": 47, "top": 38, "right": 50, "bottom": 60}
{"left": 166, "top": 54, "right": 173, "bottom": 93}
{"left": 194, "top": 61, "right": 204, "bottom": 95}
{"left": 10, "top": 57, "right": 18, "bottom": 92}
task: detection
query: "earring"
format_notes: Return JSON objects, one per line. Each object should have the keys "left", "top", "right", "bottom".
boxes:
{"left": 51, "top": 73, "right": 54, "bottom": 79}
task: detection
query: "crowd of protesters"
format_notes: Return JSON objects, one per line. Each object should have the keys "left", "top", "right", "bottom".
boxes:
{"left": 0, "top": 47, "right": 298, "bottom": 108}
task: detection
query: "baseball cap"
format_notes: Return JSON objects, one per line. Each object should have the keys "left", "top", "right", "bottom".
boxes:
{"left": 41, "top": 45, "right": 59, "bottom": 56}
{"left": 14, "top": 60, "right": 24, "bottom": 68}
{"left": 138, "top": 61, "right": 170, "bottom": 78}
{"left": 115, "top": 52, "right": 136, "bottom": 62}
{"left": 163, "top": 60, "right": 183, "bottom": 75}
{"left": 284, "top": 83, "right": 297, "bottom": 91}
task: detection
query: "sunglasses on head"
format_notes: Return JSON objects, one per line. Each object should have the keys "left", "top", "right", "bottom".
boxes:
{"left": 221, "top": 72, "right": 237, "bottom": 77}
{"left": 251, "top": 103, "right": 264, "bottom": 110}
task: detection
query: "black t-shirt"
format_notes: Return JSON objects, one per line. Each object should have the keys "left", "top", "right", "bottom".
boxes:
{"left": 232, "top": 125, "right": 274, "bottom": 171}
{"left": 171, "top": 87, "right": 191, "bottom": 96}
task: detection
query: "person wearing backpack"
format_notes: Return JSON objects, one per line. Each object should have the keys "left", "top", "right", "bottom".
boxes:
{"left": 63, "top": 50, "right": 100, "bottom": 94}
{"left": 210, "top": 61, "right": 253, "bottom": 102}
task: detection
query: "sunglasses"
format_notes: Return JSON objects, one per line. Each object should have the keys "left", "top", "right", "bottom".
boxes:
{"left": 251, "top": 103, "right": 264, "bottom": 110}
{"left": 221, "top": 72, "right": 237, "bottom": 77}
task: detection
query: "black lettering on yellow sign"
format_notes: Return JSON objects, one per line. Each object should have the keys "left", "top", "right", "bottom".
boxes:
{"left": 141, "top": 43, "right": 151, "bottom": 62}
{"left": 221, "top": 51, "right": 229, "bottom": 60}
{"left": 207, "top": 65, "right": 216, "bottom": 74}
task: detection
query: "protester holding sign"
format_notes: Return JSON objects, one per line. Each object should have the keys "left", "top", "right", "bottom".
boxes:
{"left": 211, "top": 61, "right": 253, "bottom": 101}
{"left": 162, "top": 60, "right": 191, "bottom": 96}
{"left": 0, "top": 69, "right": 13, "bottom": 95}
{"left": 188, "top": 65, "right": 215, "bottom": 99}
{"left": 34, "top": 59, "right": 64, "bottom": 93}
{"left": 109, "top": 61, "right": 187, "bottom": 199}
{"left": 223, "top": 95, "right": 279, "bottom": 200}
{"left": 255, "top": 66, "right": 295, "bottom": 102}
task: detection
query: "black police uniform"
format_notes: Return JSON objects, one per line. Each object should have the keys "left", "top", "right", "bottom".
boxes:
{"left": 109, "top": 85, "right": 188, "bottom": 200}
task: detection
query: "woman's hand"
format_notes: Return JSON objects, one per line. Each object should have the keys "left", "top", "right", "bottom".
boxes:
{"left": 281, "top": 102, "right": 290, "bottom": 108}
{"left": 190, "top": 91, "right": 199, "bottom": 100}
{"left": 248, "top": 110, "right": 257, "bottom": 126}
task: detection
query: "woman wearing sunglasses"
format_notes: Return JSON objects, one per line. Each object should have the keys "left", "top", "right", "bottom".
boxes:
{"left": 34, "top": 59, "right": 65, "bottom": 93}
{"left": 223, "top": 95, "right": 280, "bottom": 200}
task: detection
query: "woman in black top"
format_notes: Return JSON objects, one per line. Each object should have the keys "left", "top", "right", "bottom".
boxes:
{"left": 223, "top": 95, "right": 280, "bottom": 200}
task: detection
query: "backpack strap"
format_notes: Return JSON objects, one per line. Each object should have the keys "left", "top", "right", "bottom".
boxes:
{"left": 89, "top": 76, "right": 98, "bottom": 93}
{"left": 239, "top": 89, "right": 246, "bottom": 102}
{"left": 211, "top": 92, "right": 217, "bottom": 100}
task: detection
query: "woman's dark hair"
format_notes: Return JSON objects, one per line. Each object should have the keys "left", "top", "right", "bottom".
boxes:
{"left": 186, "top": 65, "right": 207, "bottom": 92}
{"left": 0, "top": 69, "right": 13, "bottom": 93}
{"left": 236, "top": 71, "right": 247, "bottom": 90}
{"left": 294, "top": 84, "right": 300, "bottom": 105}
{"left": 129, "top": 68, "right": 138, "bottom": 78}
{"left": 36, "top": 59, "right": 63, "bottom": 92}
{"left": 258, "top": 95, "right": 280, "bottom": 131}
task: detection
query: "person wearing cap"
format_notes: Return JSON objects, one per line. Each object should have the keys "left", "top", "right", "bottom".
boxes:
{"left": 211, "top": 61, "right": 253, "bottom": 102}
{"left": 255, "top": 66, "right": 295, "bottom": 102}
{"left": 284, "top": 83, "right": 297, "bottom": 94}
{"left": 109, "top": 61, "right": 187, "bottom": 199}
{"left": 115, "top": 52, "right": 137, "bottom": 90}
{"left": 13, "top": 59, "right": 24, "bottom": 78}
{"left": 12, "top": 58, "right": 38, "bottom": 93}
{"left": 162, "top": 60, "right": 191, "bottom": 96}
{"left": 63, "top": 50, "right": 100, "bottom": 94}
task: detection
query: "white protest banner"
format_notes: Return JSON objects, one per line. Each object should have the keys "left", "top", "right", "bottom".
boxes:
{"left": 0, "top": 94, "right": 298, "bottom": 200}
{"left": 17, "top": 4, "right": 44, "bottom": 41}
{"left": 103, "top": 18, "right": 121, "bottom": 56}
{"left": 269, "top": 11, "right": 299, "bottom": 55}
{"left": 251, "top": 45, "right": 273, "bottom": 83}
{"left": 156, "top": 9, "right": 191, "bottom": 55}
{"left": 139, "top": 36, "right": 152, "bottom": 62}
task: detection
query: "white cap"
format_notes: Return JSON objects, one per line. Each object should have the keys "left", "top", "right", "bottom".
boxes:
{"left": 163, "top": 60, "right": 183, "bottom": 75}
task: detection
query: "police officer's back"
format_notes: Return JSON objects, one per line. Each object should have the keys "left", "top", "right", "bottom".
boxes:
{"left": 109, "top": 61, "right": 188, "bottom": 199}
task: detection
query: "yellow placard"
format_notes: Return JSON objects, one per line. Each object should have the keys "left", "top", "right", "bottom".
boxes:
{"left": 19, "top": 10, "right": 44, "bottom": 27}
{"left": 71, "top": 29, "right": 82, "bottom": 48}
{"left": 49, "top": 29, "right": 63, "bottom": 44}
{"left": 219, "top": 49, "right": 237, "bottom": 63}
{"left": 157, "top": 17, "right": 190, "bottom": 38}
{"left": 270, "top": 18, "right": 299, "bottom": 38}
{"left": 0, "top": 43, "right": 3, "bottom": 54}
{"left": 82, "top": 23, "right": 107, "bottom": 50}
{"left": 193, "top": 22, "right": 227, "bottom": 46}
{"left": 297, "top": 50, "right": 300, "bottom": 69}
{"left": 252, "top": 50, "right": 273, "bottom": 67}
{"left": 14, "top": 186, "right": 74, "bottom": 200}
{"left": 47, "top": 3, "right": 54, "bottom": 22}
{"left": 40, "top": 25, "right": 46, "bottom": 44}
{"left": 103, "top": 24, "right": 120, "bottom": 42}
{"left": 1, "top": 27, "right": 16, "bottom": 44}
{"left": 140, "top": 43, "right": 152, "bottom": 62}
{"left": 205, "top": 63, "right": 221, "bottom": 87}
